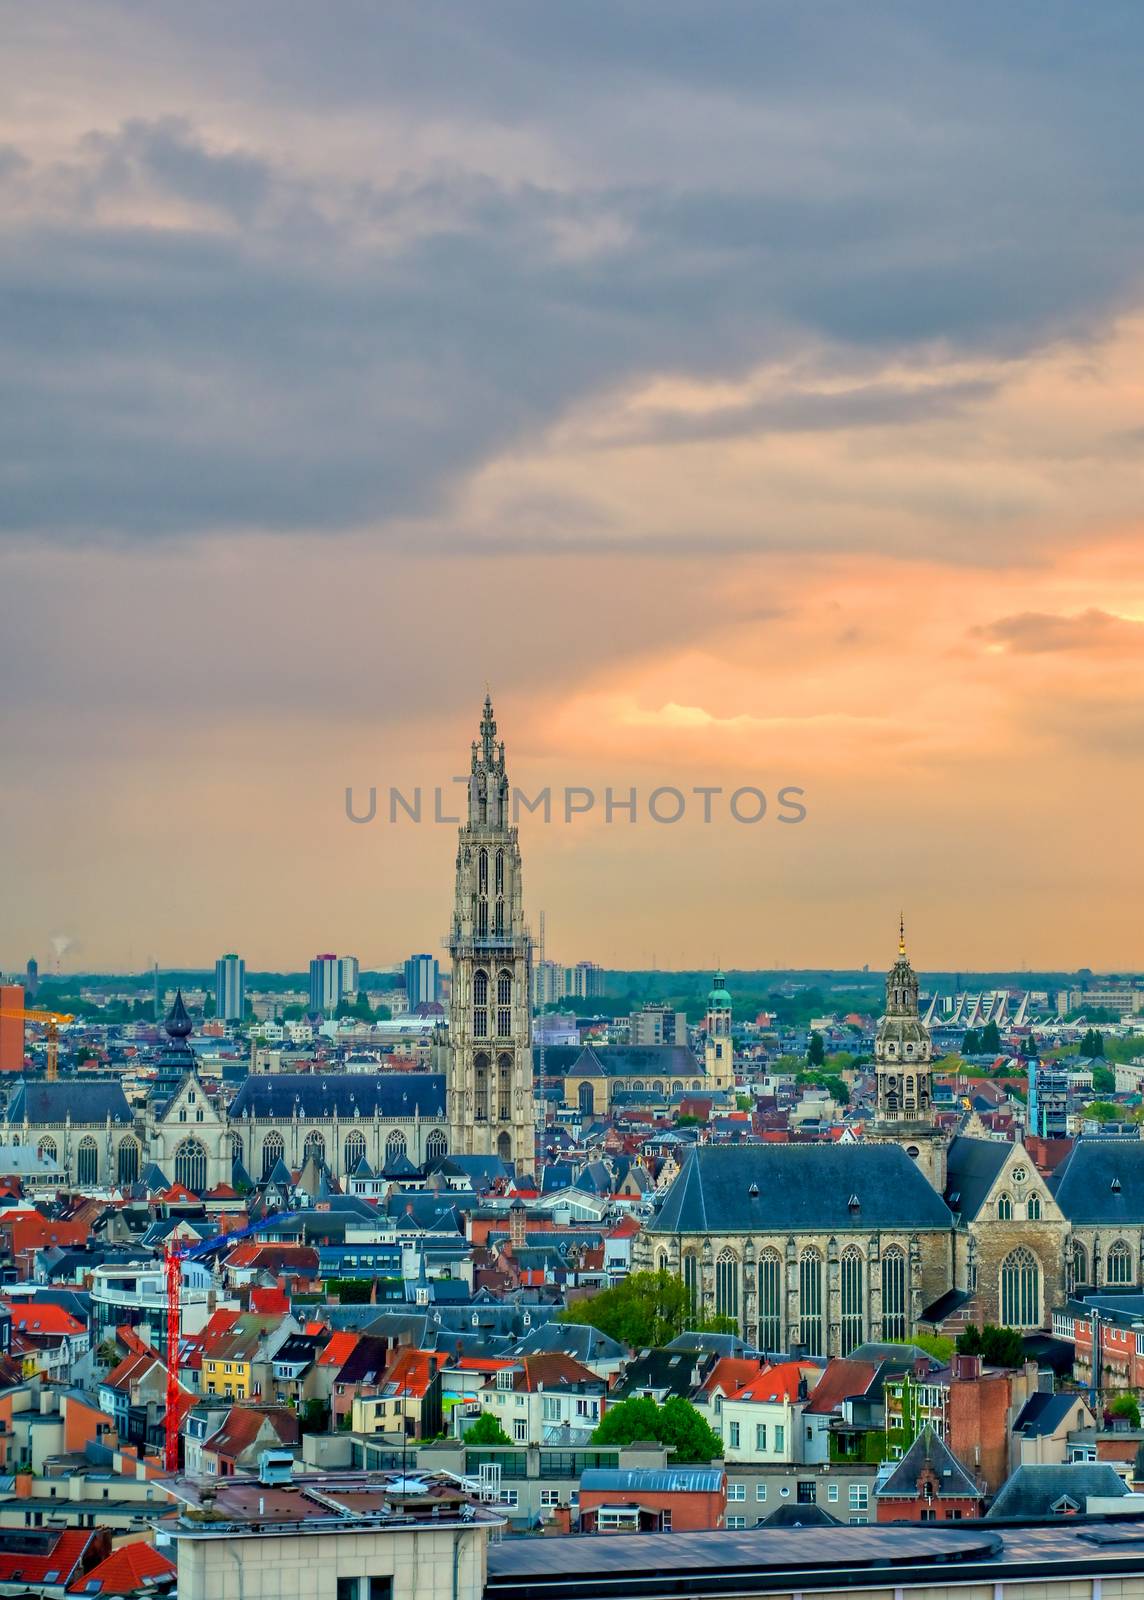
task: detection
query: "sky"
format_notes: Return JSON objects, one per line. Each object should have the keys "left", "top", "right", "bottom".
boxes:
{"left": 1, "top": 2, "right": 1143, "bottom": 975}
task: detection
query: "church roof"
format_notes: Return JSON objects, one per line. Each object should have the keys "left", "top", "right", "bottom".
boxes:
{"left": 229, "top": 1072, "right": 445, "bottom": 1121}
{"left": 566, "top": 1045, "right": 701, "bottom": 1079}
{"left": 648, "top": 1144, "right": 953, "bottom": 1235}
{"left": 8, "top": 1080, "right": 134, "bottom": 1126}
{"left": 1053, "top": 1139, "right": 1144, "bottom": 1223}
{"left": 943, "top": 1136, "right": 1010, "bottom": 1220}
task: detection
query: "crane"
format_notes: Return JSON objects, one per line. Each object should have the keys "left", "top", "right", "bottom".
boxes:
{"left": 0, "top": 1006, "right": 74, "bottom": 1081}
{"left": 163, "top": 1209, "right": 302, "bottom": 1472}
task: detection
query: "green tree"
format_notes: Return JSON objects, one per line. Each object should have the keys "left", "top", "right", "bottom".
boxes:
{"left": 1111, "top": 1393, "right": 1141, "bottom": 1428}
{"left": 1084, "top": 1101, "right": 1120, "bottom": 1123}
{"left": 1080, "top": 1028, "right": 1106, "bottom": 1059}
{"left": 962, "top": 1029, "right": 981, "bottom": 1055}
{"left": 299, "top": 1398, "right": 329, "bottom": 1434}
{"left": 1092, "top": 1064, "right": 1116, "bottom": 1094}
{"left": 590, "top": 1395, "right": 723, "bottom": 1462}
{"left": 980, "top": 1021, "right": 1002, "bottom": 1054}
{"left": 807, "top": 1031, "right": 826, "bottom": 1068}
{"left": 556, "top": 1270, "right": 735, "bottom": 1348}
{"left": 956, "top": 1324, "right": 1025, "bottom": 1366}
{"left": 465, "top": 1412, "right": 513, "bottom": 1446}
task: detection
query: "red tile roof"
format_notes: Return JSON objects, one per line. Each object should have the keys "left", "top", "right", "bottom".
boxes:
{"left": 68, "top": 1540, "right": 175, "bottom": 1594}
{"left": 5, "top": 1302, "right": 86, "bottom": 1336}
{"left": 249, "top": 1286, "right": 290, "bottom": 1316}
{"left": 698, "top": 1357, "right": 766, "bottom": 1399}
{"left": 317, "top": 1330, "right": 360, "bottom": 1367}
{"left": 728, "top": 1361, "right": 819, "bottom": 1404}
{"left": 0, "top": 1529, "right": 96, "bottom": 1586}
{"left": 803, "top": 1359, "right": 879, "bottom": 1415}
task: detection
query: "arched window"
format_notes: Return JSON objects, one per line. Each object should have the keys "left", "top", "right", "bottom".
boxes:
{"left": 882, "top": 1247, "right": 907, "bottom": 1342}
{"left": 303, "top": 1130, "right": 325, "bottom": 1166}
{"left": 344, "top": 1129, "right": 367, "bottom": 1172}
{"left": 497, "top": 1053, "right": 512, "bottom": 1120}
{"left": 841, "top": 1247, "right": 865, "bottom": 1355}
{"left": 37, "top": 1135, "right": 56, "bottom": 1163}
{"left": 683, "top": 1252, "right": 698, "bottom": 1313}
{"left": 495, "top": 899, "right": 505, "bottom": 937}
{"left": 1026, "top": 1194, "right": 1041, "bottom": 1221}
{"left": 631, "top": 1080, "right": 645, "bottom": 1092}
{"left": 715, "top": 1249, "right": 739, "bottom": 1322}
{"left": 478, "top": 849, "right": 488, "bottom": 894}
{"left": 656, "top": 1249, "right": 668, "bottom": 1274}
{"left": 385, "top": 1130, "right": 407, "bottom": 1166}
{"left": 261, "top": 1130, "right": 285, "bottom": 1179}
{"left": 652, "top": 1081, "right": 665, "bottom": 1096}
{"left": 497, "top": 970, "right": 512, "bottom": 1037}
{"left": 1071, "top": 1241, "right": 1088, "bottom": 1290}
{"left": 759, "top": 1249, "right": 783, "bottom": 1353}
{"left": 1000, "top": 1247, "right": 1040, "bottom": 1329}
{"left": 1107, "top": 1240, "right": 1133, "bottom": 1285}
{"left": 495, "top": 850, "right": 504, "bottom": 895}
{"left": 474, "top": 1052, "right": 490, "bottom": 1121}
{"left": 799, "top": 1249, "right": 823, "bottom": 1356}
{"left": 997, "top": 1193, "right": 1013, "bottom": 1221}
{"left": 426, "top": 1129, "right": 448, "bottom": 1163}
{"left": 497, "top": 1131, "right": 512, "bottom": 1163}
{"left": 76, "top": 1136, "right": 98, "bottom": 1186}
{"left": 578, "top": 1081, "right": 595, "bottom": 1116}
{"left": 174, "top": 1138, "right": 207, "bottom": 1193}
{"left": 473, "top": 970, "right": 488, "bottom": 1038}
{"left": 117, "top": 1137, "right": 140, "bottom": 1186}
{"left": 477, "top": 899, "right": 489, "bottom": 938}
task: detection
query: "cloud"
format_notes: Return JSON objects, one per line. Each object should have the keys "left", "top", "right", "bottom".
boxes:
{"left": 973, "top": 609, "right": 1144, "bottom": 654}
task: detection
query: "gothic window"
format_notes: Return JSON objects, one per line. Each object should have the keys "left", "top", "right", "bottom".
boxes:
{"left": 479, "top": 849, "right": 488, "bottom": 894}
{"left": 76, "top": 1136, "right": 98, "bottom": 1186}
{"left": 426, "top": 1129, "right": 448, "bottom": 1163}
{"left": 997, "top": 1193, "right": 1013, "bottom": 1221}
{"left": 653, "top": 1080, "right": 665, "bottom": 1095}
{"left": 799, "top": 1249, "right": 823, "bottom": 1356}
{"left": 497, "top": 970, "right": 512, "bottom": 1037}
{"left": 1107, "top": 1240, "right": 1133, "bottom": 1285}
{"left": 882, "top": 1247, "right": 907, "bottom": 1342}
{"left": 715, "top": 1249, "right": 739, "bottom": 1321}
{"left": 495, "top": 850, "right": 504, "bottom": 895}
{"left": 683, "top": 1252, "right": 698, "bottom": 1313}
{"left": 344, "top": 1129, "right": 367, "bottom": 1172}
{"left": 174, "top": 1138, "right": 207, "bottom": 1193}
{"left": 477, "top": 899, "right": 489, "bottom": 938}
{"left": 497, "top": 1131, "right": 512, "bottom": 1163}
{"left": 385, "top": 1131, "right": 407, "bottom": 1166}
{"left": 578, "top": 1081, "right": 595, "bottom": 1116}
{"left": 497, "top": 1053, "right": 512, "bottom": 1120}
{"left": 841, "top": 1247, "right": 865, "bottom": 1355}
{"left": 1026, "top": 1194, "right": 1041, "bottom": 1221}
{"left": 1072, "top": 1242, "right": 1088, "bottom": 1289}
{"left": 261, "top": 1130, "right": 284, "bottom": 1179}
{"left": 117, "top": 1137, "right": 140, "bottom": 1186}
{"left": 473, "top": 970, "right": 489, "bottom": 1037}
{"left": 656, "top": 1250, "right": 668, "bottom": 1274}
{"left": 759, "top": 1249, "right": 783, "bottom": 1353}
{"left": 303, "top": 1131, "right": 325, "bottom": 1166}
{"left": 37, "top": 1135, "right": 56, "bottom": 1163}
{"left": 1000, "top": 1247, "right": 1040, "bottom": 1329}
{"left": 495, "top": 899, "right": 505, "bottom": 937}
{"left": 474, "top": 1052, "right": 490, "bottom": 1121}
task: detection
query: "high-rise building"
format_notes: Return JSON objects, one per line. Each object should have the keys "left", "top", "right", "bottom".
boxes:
{"left": 309, "top": 954, "right": 341, "bottom": 1015}
{"left": 564, "top": 960, "right": 605, "bottom": 1001}
{"left": 531, "top": 959, "right": 564, "bottom": 1010}
{"left": 404, "top": 953, "right": 440, "bottom": 1011}
{"left": 447, "top": 695, "right": 534, "bottom": 1170}
{"left": 214, "top": 954, "right": 246, "bottom": 1023}
{"left": 24, "top": 959, "right": 39, "bottom": 1001}
{"left": 0, "top": 984, "right": 25, "bottom": 1073}
{"left": 631, "top": 1005, "right": 687, "bottom": 1046}
{"left": 339, "top": 956, "right": 361, "bottom": 997}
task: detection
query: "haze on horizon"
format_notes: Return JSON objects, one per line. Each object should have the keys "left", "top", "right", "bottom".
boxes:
{"left": 1, "top": 3, "right": 1142, "bottom": 975}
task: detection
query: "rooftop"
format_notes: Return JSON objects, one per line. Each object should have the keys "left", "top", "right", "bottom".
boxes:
{"left": 164, "top": 1469, "right": 503, "bottom": 1538}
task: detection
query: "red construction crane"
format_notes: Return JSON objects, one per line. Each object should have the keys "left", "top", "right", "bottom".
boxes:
{"left": 163, "top": 1210, "right": 300, "bottom": 1472}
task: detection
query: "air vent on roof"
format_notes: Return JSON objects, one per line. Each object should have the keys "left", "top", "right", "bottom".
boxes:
{"left": 1112, "top": 1178, "right": 1122, "bottom": 1193}
{"left": 748, "top": 1183, "right": 759, "bottom": 1198}
{"left": 848, "top": 1194, "right": 860, "bottom": 1213}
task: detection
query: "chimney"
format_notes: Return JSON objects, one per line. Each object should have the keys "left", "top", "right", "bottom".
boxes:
{"left": 509, "top": 1202, "right": 527, "bottom": 1250}
{"left": 954, "top": 1354, "right": 982, "bottom": 1382}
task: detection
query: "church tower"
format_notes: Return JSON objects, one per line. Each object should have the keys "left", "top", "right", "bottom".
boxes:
{"left": 704, "top": 970, "right": 735, "bottom": 1092}
{"left": 447, "top": 696, "right": 535, "bottom": 1173}
{"left": 868, "top": 918, "right": 946, "bottom": 1190}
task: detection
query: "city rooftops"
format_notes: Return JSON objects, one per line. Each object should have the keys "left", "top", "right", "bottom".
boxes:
{"left": 163, "top": 1469, "right": 504, "bottom": 1538}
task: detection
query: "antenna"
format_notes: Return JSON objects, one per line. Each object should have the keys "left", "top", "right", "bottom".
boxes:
{"left": 537, "top": 911, "right": 546, "bottom": 1124}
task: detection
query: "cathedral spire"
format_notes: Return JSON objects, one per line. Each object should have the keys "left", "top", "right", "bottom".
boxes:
{"left": 899, "top": 911, "right": 906, "bottom": 957}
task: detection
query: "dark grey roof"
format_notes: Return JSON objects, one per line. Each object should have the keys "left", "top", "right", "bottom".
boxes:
{"left": 1054, "top": 1140, "right": 1144, "bottom": 1224}
{"left": 943, "top": 1136, "right": 1009, "bottom": 1221}
{"left": 1013, "top": 1391, "right": 1092, "bottom": 1438}
{"left": 568, "top": 1045, "right": 702, "bottom": 1079}
{"left": 510, "top": 1322, "right": 626, "bottom": 1362}
{"left": 762, "top": 1503, "right": 841, "bottom": 1527}
{"left": 650, "top": 1145, "right": 953, "bottom": 1235}
{"left": 878, "top": 1425, "right": 980, "bottom": 1500}
{"left": 229, "top": 1072, "right": 446, "bottom": 1120}
{"left": 986, "top": 1463, "right": 1128, "bottom": 1519}
{"left": 8, "top": 1080, "right": 133, "bottom": 1125}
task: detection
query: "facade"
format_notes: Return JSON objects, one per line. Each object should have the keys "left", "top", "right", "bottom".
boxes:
{"left": 214, "top": 954, "right": 246, "bottom": 1023}
{"left": 309, "top": 954, "right": 341, "bottom": 1015}
{"left": 447, "top": 696, "right": 535, "bottom": 1170}
{"left": 0, "top": 984, "right": 24, "bottom": 1073}
{"left": 404, "top": 953, "right": 439, "bottom": 1010}
{"left": 564, "top": 961, "right": 605, "bottom": 1001}
{"left": 339, "top": 956, "right": 361, "bottom": 996}
{"left": 561, "top": 1044, "right": 710, "bottom": 1118}
{"left": 631, "top": 1006, "right": 687, "bottom": 1047}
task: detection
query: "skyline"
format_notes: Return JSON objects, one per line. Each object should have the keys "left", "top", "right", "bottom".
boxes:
{"left": 2, "top": 5, "right": 1143, "bottom": 970}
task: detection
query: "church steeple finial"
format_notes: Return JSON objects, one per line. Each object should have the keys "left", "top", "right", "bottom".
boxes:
{"left": 899, "top": 912, "right": 906, "bottom": 957}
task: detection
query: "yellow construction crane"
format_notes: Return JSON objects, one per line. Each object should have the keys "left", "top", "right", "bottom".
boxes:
{"left": 0, "top": 1007, "right": 74, "bottom": 1081}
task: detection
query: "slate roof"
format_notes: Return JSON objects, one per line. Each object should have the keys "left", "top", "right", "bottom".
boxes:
{"left": 762, "top": 1503, "right": 841, "bottom": 1527}
{"left": 7, "top": 1080, "right": 133, "bottom": 1125}
{"left": 1013, "top": 1390, "right": 1092, "bottom": 1438}
{"left": 1053, "top": 1139, "right": 1144, "bottom": 1224}
{"left": 986, "top": 1462, "right": 1129, "bottom": 1519}
{"left": 943, "top": 1137, "right": 1010, "bottom": 1221}
{"left": 229, "top": 1072, "right": 446, "bottom": 1120}
{"left": 649, "top": 1144, "right": 953, "bottom": 1234}
{"left": 566, "top": 1045, "right": 702, "bottom": 1079}
{"left": 510, "top": 1322, "right": 626, "bottom": 1363}
{"left": 877, "top": 1425, "right": 981, "bottom": 1501}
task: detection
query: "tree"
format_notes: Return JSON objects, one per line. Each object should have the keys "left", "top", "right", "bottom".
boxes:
{"left": 1084, "top": 1101, "right": 1120, "bottom": 1123}
{"left": 980, "top": 1020, "right": 1002, "bottom": 1054}
{"left": 299, "top": 1398, "right": 329, "bottom": 1434}
{"left": 1092, "top": 1064, "right": 1116, "bottom": 1094}
{"left": 807, "top": 1031, "right": 826, "bottom": 1068}
{"left": 962, "top": 1029, "right": 981, "bottom": 1055}
{"left": 590, "top": 1394, "right": 723, "bottom": 1462}
{"left": 1080, "top": 1028, "right": 1106, "bottom": 1059}
{"left": 956, "top": 1324, "right": 1025, "bottom": 1366}
{"left": 465, "top": 1411, "right": 512, "bottom": 1446}
{"left": 556, "top": 1270, "right": 735, "bottom": 1348}
{"left": 1111, "top": 1394, "right": 1141, "bottom": 1429}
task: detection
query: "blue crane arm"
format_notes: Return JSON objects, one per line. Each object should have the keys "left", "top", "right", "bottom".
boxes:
{"left": 177, "top": 1210, "right": 303, "bottom": 1262}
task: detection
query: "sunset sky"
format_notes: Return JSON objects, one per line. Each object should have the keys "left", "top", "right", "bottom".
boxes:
{"left": 2, "top": 3, "right": 1142, "bottom": 974}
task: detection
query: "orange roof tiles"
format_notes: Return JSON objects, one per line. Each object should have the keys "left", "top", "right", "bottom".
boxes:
{"left": 68, "top": 1540, "right": 176, "bottom": 1594}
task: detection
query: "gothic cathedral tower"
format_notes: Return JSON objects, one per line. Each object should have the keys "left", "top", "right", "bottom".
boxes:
{"left": 447, "top": 696, "right": 535, "bottom": 1172}
{"left": 868, "top": 919, "right": 947, "bottom": 1191}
